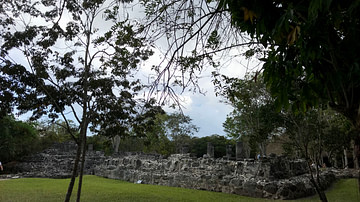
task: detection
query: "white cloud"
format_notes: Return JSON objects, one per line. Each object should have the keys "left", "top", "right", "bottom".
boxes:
{"left": 10, "top": 1, "right": 262, "bottom": 139}
{"left": 134, "top": 43, "right": 261, "bottom": 138}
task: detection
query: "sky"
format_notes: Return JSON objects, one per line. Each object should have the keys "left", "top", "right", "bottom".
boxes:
{"left": 178, "top": 79, "right": 237, "bottom": 137}
{"left": 124, "top": 1, "right": 262, "bottom": 138}
{"left": 8, "top": 0, "right": 262, "bottom": 138}
{"left": 162, "top": 61, "right": 258, "bottom": 138}
{"left": 139, "top": 48, "right": 260, "bottom": 138}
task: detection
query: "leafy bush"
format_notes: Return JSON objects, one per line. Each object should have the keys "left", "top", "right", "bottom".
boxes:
{"left": 0, "top": 115, "right": 39, "bottom": 162}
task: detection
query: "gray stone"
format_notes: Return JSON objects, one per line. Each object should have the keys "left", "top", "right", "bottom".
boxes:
{"left": 264, "top": 182, "right": 278, "bottom": 194}
{"left": 10, "top": 142, "right": 354, "bottom": 200}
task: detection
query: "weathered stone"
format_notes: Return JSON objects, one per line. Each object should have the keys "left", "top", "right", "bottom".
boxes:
{"left": 264, "top": 182, "right": 278, "bottom": 194}
{"left": 229, "top": 178, "right": 243, "bottom": 187}
{"left": 8, "top": 142, "right": 356, "bottom": 200}
{"left": 243, "top": 181, "right": 259, "bottom": 197}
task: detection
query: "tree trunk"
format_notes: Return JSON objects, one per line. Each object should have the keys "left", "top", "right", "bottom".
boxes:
{"left": 76, "top": 132, "right": 87, "bottom": 202}
{"left": 344, "top": 148, "right": 348, "bottom": 168}
{"left": 354, "top": 140, "right": 359, "bottom": 169}
{"left": 74, "top": 20, "right": 91, "bottom": 201}
{"left": 64, "top": 140, "right": 81, "bottom": 202}
{"left": 310, "top": 178, "right": 328, "bottom": 202}
{"left": 353, "top": 135, "right": 360, "bottom": 192}
{"left": 307, "top": 162, "right": 328, "bottom": 202}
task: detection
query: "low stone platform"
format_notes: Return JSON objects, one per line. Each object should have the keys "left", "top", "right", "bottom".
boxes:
{"left": 6, "top": 142, "right": 358, "bottom": 200}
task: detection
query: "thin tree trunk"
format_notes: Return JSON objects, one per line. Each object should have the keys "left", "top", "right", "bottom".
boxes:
{"left": 310, "top": 178, "right": 328, "bottom": 202}
{"left": 353, "top": 135, "right": 360, "bottom": 193}
{"left": 64, "top": 140, "right": 81, "bottom": 202}
{"left": 304, "top": 139, "right": 328, "bottom": 202}
{"left": 307, "top": 161, "right": 328, "bottom": 202}
{"left": 75, "top": 15, "right": 91, "bottom": 200}
{"left": 344, "top": 148, "right": 348, "bottom": 168}
{"left": 354, "top": 140, "right": 359, "bottom": 169}
{"left": 76, "top": 132, "right": 87, "bottom": 202}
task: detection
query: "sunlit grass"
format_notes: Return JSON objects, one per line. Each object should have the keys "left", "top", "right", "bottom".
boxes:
{"left": 0, "top": 175, "right": 359, "bottom": 202}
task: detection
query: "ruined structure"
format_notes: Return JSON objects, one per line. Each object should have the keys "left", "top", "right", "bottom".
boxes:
{"left": 7, "top": 142, "right": 357, "bottom": 200}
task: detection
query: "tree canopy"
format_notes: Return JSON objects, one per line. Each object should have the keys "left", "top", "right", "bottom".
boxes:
{"left": 2, "top": 0, "right": 360, "bottom": 200}
{"left": 221, "top": 74, "right": 282, "bottom": 156}
{"left": 142, "top": 0, "right": 360, "bottom": 127}
{"left": 137, "top": 111, "right": 199, "bottom": 155}
{"left": 0, "top": 115, "right": 39, "bottom": 163}
{"left": 142, "top": 0, "right": 360, "bottom": 173}
{"left": 221, "top": 0, "right": 360, "bottom": 126}
{"left": 219, "top": 2, "right": 360, "bottom": 189}
{"left": 0, "top": 0, "right": 153, "bottom": 201}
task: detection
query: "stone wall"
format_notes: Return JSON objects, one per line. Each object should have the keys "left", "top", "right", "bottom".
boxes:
{"left": 12, "top": 142, "right": 106, "bottom": 178}
{"left": 8, "top": 142, "right": 356, "bottom": 199}
{"left": 94, "top": 153, "right": 321, "bottom": 199}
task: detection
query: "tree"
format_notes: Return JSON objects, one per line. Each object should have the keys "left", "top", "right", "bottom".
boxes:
{"left": 164, "top": 112, "right": 199, "bottom": 153}
{"left": 142, "top": 0, "right": 360, "bottom": 164}
{"left": 140, "top": 0, "right": 255, "bottom": 103}
{"left": 0, "top": 115, "right": 39, "bottom": 163}
{"left": 133, "top": 104, "right": 174, "bottom": 155}
{"left": 281, "top": 107, "right": 354, "bottom": 201}
{"left": 0, "top": 1, "right": 153, "bottom": 201}
{"left": 143, "top": 1, "right": 360, "bottom": 197}
{"left": 87, "top": 134, "right": 114, "bottom": 155}
{"left": 35, "top": 120, "right": 78, "bottom": 149}
{"left": 191, "top": 134, "right": 234, "bottom": 158}
{"left": 221, "top": 73, "right": 282, "bottom": 156}
{"left": 281, "top": 108, "right": 354, "bottom": 201}
{"left": 135, "top": 110, "right": 198, "bottom": 155}
{"left": 131, "top": 100, "right": 172, "bottom": 155}
{"left": 282, "top": 108, "right": 329, "bottom": 201}
{"left": 219, "top": 1, "right": 360, "bottom": 196}
{"left": 320, "top": 110, "right": 354, "bottom": 168}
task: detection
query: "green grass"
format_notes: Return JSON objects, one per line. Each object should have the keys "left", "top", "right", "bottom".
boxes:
{"left": 297, "top": 178, "right": 360, "bottom": 202}
{"left": 0, "top": 176, "right": 359, "bottom": 202}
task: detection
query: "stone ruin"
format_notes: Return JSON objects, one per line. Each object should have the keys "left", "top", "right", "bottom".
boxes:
{"left": 6, "top": 142, "right": 105, "bottom": 178}
{"left": 5, "top": 141, "right": 358, "bottom": 200}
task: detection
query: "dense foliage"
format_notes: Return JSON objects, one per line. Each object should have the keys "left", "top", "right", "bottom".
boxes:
{"left": 0, "top": 116, "right": 39, "bottom": 163}
{"left": 282, "top": 109, "right": 354, "bottom": 166}
{"left": 220, "top": 74, "right": 282, "bottom": 156}
{"left": 220, "top": 74, "right": 353, "bottom": 165}
{"left": 220, "top": 73, "right": 354, "bottom": 201}
{"left": 222, "top": 0, "right": 360, "bottom": 116}
{"left": 220, "top": 1, "right": 360, "bottom": 196}
{"left": 191, "top": 134, "right": 235, "bottom": 158}
{"left": 131, "top": 111, "right": 198, "bottom": 156}
{"left": 0, "top": 0, "right": 153, "bottom": 201}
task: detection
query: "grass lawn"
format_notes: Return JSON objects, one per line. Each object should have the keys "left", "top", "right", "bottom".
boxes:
{"left": 0, "top": 175, "right": 359, "bottom": 202}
